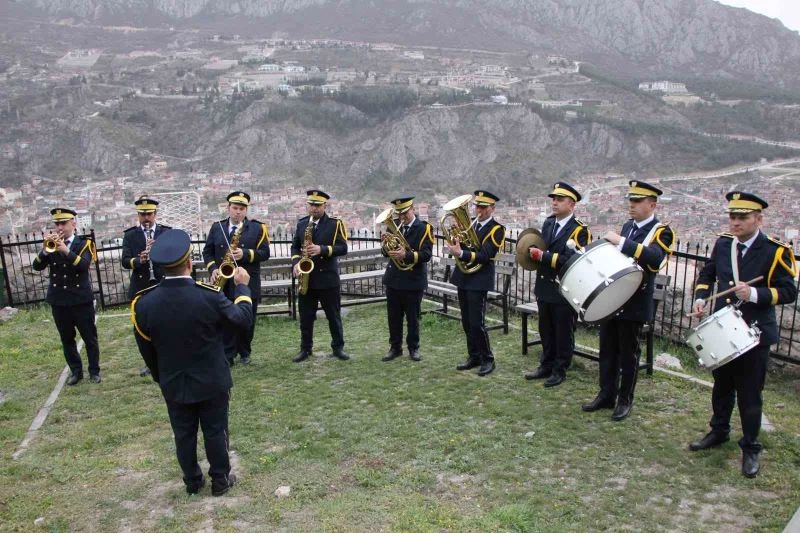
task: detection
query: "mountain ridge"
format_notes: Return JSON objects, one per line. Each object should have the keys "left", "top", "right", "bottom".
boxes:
{"left": 12, "top": 0, "right": 800, "bottom": 88}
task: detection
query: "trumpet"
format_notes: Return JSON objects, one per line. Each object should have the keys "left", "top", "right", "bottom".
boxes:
{"left": 44, "top": 231, "right": 63, "bottom": 253}
{"left": 440, "top": 194, "right": 483, "bottom": 274}
{"left": 376, "top": 207, "right": 413, "bottom": 271}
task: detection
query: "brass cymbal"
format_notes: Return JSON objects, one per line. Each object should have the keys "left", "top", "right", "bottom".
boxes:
{"left": 516, "top": 228, "right": 546, "bottom": 271}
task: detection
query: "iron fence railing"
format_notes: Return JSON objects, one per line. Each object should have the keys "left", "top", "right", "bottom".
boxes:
{"left": 2, "top": 231, "right": 798, "bottom": 363}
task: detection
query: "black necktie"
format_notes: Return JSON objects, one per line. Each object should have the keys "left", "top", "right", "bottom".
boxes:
{"left": 230, "top": 225, "right": 237, "bottom": 237}
{"left": 401, "top": 225, "right": 409, "bottom": 237}
{"left": 737, "top": 242, "right": 746, "bottom": 261}
{"left": 628, "top": 224, "right": 639, "bottom": 240}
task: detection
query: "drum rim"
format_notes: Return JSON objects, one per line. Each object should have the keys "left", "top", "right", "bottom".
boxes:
{"left": 559, "top": 239, "right": 610, "bottom": 277}
{"left": 578, "top": 265, "right": 644, "bottom": 324}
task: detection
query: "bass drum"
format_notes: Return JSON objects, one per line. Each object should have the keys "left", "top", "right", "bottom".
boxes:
{"left": 685, "top": 305, "right": 761, "bottom": 370}
{"left": 558, "top": 240, "right": 643, "bottom": 324}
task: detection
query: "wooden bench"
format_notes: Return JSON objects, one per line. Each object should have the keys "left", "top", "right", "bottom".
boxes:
{"left": 518, "top": 273, "right": 671, "bottom": 375}
{"left": 259, "top": 257, "right": 296, "bottom": 318}
{"left": 337, "top": 247, "right": 388, "bottom": 307}
{"left": 425, "top": 252, "right": 516, "bottom": 334}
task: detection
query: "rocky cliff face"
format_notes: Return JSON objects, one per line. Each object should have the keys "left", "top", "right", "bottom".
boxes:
{"left": 17, "top": 0, "right": 800, "bottom": 87}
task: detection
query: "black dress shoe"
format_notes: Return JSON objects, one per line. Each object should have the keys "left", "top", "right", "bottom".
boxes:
{"left": 456, "top": 358, "right": 480, "bottom": 371}
{"left": 89, "top": 374, "right": 102, "bottom": 384}
{"left": 524, "top": 366, "right": 552, "bottom": 380}
{"left": 742, "top": 452, "right": 760, "bottom": 478}
{"left": 332, "top": 349, "right": 350, "bottom": 361}
{"left": 477, "top": 360, "right": 496, "bottom": 376}
{"left": 381, "top": 349, "right": 402, "bottom": 362}
{"left": 543, "top": 373, "right": 566, "bottom": 388}
{"left": 240, "top": 356, "right": 251, "bottom": 365}
{"left": 409, "top": 349, "right": 421, "bottom": 361}
{"left": 185, "top": 476, "right": 205, "bottom": 495}
{"left": 66, "top": 373, "right": 83, "bottom": 386}
{"left": 581, "top": 395, "right": 614, "bottom": 412}
{"left": 139, "top": 367, "right": 151, "bottom": 377}
{"left": 293, "top": 350, "right": 311, "bottom": 363}
{"left": 688, "top": 431, "right": 730, "bottom": 451}
{"left": 611, "top": 401, "right": 632, "bottom": 421}
{"left": 211, "top": 473, "right": 237, "bottom": 497}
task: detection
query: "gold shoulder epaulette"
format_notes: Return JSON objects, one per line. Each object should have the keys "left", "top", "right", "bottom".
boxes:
{"left": 196, "top": 281, "right": 221, "bottom": 292}
{"left": 768, "top": 235, "right": 791, "bottom": 249}
{"left": 160, "top": 224, "right": 172, "bottom": 230}
{"left": 574, "top": 218, "right": 587, "bottom": 227}
{"left": 134, "top": 284, "right": 158, "bottom": 297}
{"left": 717, "top": 232, "right": 734, "bottom": 239}
{"left": 123, "top": 226, "right": 138, "bottom": 233}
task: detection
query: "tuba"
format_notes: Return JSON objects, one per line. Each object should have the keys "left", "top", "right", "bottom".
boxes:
{"left": 297, "top": 220, "right": 315, "bottom": 295}
{"left": 215, "top": 224, "right": 243, "bottom": 289}
{"left": 376, "top": 207, "right": 413, "bottom": 272}
{"left": 440, "top": 194, "right": 483, "bottom": 274}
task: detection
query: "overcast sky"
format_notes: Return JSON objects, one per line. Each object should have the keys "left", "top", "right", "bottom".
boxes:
{"left": 717, "top": 0, "right": 800, "bottom": 32}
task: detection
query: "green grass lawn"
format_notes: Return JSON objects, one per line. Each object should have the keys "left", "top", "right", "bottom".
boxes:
{"left": 1, "top": 301, "right": 799, "bottom": 532}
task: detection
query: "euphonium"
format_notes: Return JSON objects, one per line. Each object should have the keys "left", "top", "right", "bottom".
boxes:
{"left": 375, "top": 207, "right": 413, "bottom": 272}
{"left": 440, "top": 194, "right": 483, "bottom": 274}
{"left": 297, "top": 221, "right": 315, "bottom": 295}
{"left": 44, "top": 231, "right": 63, "bottom": 253}
{"left": 215, "top": 224, "right": 243, "bottom": 289}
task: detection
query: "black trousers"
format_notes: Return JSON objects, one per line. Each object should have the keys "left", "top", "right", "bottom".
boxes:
{"left": 709, "top": 343, "right": 769, "bottom": 453}
{"left": 223, "top": 283, "right": 259, "bottom": 360}
{"left": 51, "top": 302, "right": 100, "bottom": 376}
{"left": 298, "top": 286, "right": 344, "bottom": 351}
{"left": 456, "top": 288, "right": 492, "bottom": 362}
{"left": 598, "top": 318, "right": 643, "bottom": 404}
{"left": 164, "top": 390, "right": 231, "bottom": 484}
{"left": 386, "top": 287, "right": 423, "bottom": 351}
{"left": 537, "top": 300, "right": 576, "bottom": 374}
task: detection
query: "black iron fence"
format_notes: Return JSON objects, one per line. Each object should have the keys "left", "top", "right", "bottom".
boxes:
{"left": 2, "top": 231, "right": 798, "bottom": 363}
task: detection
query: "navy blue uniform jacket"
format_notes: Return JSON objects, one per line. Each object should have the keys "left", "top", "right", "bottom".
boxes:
{"left": 694, "top": 232, "right": 797, "bottom": 346}
{"left": 617, "top": 219, "right": 674, "bottom": 322}
{"left": 534, "top": 215, "right": 591, "bottom": 303}
{"left": 449, "top": 218, "right": 506, "bottom": 292}
{"left": 121, "top": 223, "right": 171, "bottom": 298}
{"left": 132, "top": 279, "right": 253, "bottom": 403}
{"left": 203, "top": 218, "right": 271, "bottom": 297}
{"left": 32, "top": 235, "right": 95, "bottom": 306}
{"left": 291, "top": 213, "right": 348, "bottom": 290}
{"left": 382, "top": 219, "right": 434, "bottom": 291}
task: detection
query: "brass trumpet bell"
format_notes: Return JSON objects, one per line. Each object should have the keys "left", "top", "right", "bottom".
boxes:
{"left": 515, "top": 228, "right": 546, "bottom": 271}
{"left": 44, "top": 235, "right": 61, "bottom": 253}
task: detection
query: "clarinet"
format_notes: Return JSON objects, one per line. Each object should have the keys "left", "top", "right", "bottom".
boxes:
{"left": 144, "top": 222, "right": 156, "bottom": 281}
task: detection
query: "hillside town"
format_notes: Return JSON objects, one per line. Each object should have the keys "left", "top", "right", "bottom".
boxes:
{"left": 1, "top": 158, "right": 798, "bottom": 251}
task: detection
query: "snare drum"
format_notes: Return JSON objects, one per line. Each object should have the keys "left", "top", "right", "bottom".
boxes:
{"left": 685, "top": 305, "right": 761, "bottom": 370}
{"left": 558, "top": 240, "right": 644, "bottom": 323}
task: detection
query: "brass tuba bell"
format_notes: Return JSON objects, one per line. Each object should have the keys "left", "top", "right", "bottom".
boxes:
{"left": 439, "top": 194, "right": 483, "bottom": 274}
{"left": 376, "top": 207, "right": 413, "bottom": 271}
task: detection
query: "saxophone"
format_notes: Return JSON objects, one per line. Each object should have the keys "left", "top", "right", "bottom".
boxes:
{"left": 297, "top": 221, "right": 315, "bottom": 295}
{"left": 215, "top": 224, "right": 243, "bottom": 289}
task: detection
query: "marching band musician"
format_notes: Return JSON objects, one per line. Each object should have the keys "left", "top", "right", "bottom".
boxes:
{"left": 525, "top": 183, "right": 591, "bottom": 387}
{"left": 447, "top": 190, "right": 506, "bottom": 376}
{"left": 32, "top": 208, "right": 101, "bottom": 385}
{"left": 132, "top": 229, "right": 252, "bottom": 496}
{"left": 380, "top": 197, "right": 434, "bottom": 362}
{"left": 290, "top": 190, "right": 350, "bottom": 362}
{"left": 203, "top": 191, "right": 270, "bottom": 366}
{"left": 121, "top": 195, "right": 170, "bottom": 377}
{"left": 582, "top": 181, "right": 674, "bottom": 421}
{"left": 689, "top": 192, "right": 797, "bottom": 478}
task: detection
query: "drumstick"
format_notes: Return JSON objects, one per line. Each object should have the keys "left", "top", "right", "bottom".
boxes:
{"left": 685, "top": 275, "right": 764, "bottom": 317}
